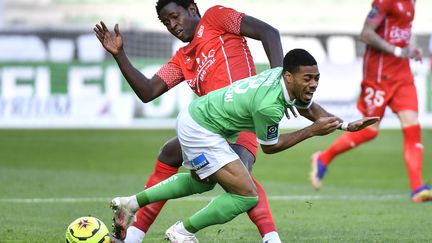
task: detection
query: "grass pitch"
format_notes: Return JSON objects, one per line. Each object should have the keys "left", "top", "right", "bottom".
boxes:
{"left": 0, "top": 128, "right": 431, "bottom": 242}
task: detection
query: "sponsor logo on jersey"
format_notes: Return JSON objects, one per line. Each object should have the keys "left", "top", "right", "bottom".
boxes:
{"left": 266, "top": 124, "right": 278, "bottom": 140}
{"left": 368, "top": 5, "right": 379, "bottom": 19}
{"left": 193, "top": 49, "right": 216, "bottom": 94}
{"left": 191, "top": 153, "right": 210, "bottom": 170}
{"left": 389, "top": 26, "right": 411, "bottom": 43}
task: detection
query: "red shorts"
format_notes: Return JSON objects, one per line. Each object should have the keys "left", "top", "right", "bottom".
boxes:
{"left": 234, "top": 131, "right": 258, "bottom": 157}
{"left": 357, "top": 78, "right": 418, "bottom": 118}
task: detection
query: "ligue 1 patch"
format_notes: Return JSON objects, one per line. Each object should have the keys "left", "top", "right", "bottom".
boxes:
{"left": 368, "top": 5, "right": 379, "bottom": 19}
{"left": 191, "top": 153, "right": 210, "bottom": 170}
{"left": 266, "top": 124, "right": 278, "bottom": 140}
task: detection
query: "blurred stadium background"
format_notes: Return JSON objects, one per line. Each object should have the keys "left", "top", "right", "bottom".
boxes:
{"left": 1, "top": 0, "right": 431, "bottom": 128}
{"left": 1, "top": 1, "right": 432, "bottom": 242}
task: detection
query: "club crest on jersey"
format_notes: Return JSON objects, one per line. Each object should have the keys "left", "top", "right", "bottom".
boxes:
{"left": 191, "top": 153, "right": 210, "bottom": 170}
{"left": 266, "top": 124, "right": 278, "bottom": 139}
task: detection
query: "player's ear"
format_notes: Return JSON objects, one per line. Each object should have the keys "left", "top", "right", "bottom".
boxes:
{"left": 283, "top": 71, "right": 293, "bottom": 84}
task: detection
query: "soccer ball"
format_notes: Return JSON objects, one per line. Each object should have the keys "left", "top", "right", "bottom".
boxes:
{"left": 65, "top": 216, "right": 110, "bottom": 243}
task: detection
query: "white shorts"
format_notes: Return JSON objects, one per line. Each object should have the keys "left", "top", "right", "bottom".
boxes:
{"left": 176, "top": 109, "right": 239, "bottom": 179}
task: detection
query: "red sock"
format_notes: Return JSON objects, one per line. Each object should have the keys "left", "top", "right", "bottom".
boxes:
{"left": 320, "top": 128, "right": 378, "bottom": 166}
{"left": 132, "top": 160, "right": 179, "bottom": 233}
{"left": 247, "top": 177, "right": 276, "bottom": 237}
{"left": 403, "top": 124, "right": 424, "bottom": 191}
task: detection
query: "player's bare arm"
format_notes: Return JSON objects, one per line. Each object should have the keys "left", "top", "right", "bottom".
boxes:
{"left": 260, "top": 116, "right": 341, "bottom": 154}
{"left": 240, "top": 15, "right": 299, "bottom": 119}
{"left": 360, "top": 19, "right": 422, "bottom": 61}
{"left": 240, "top": 15, "right": 283, "bottom": 68}
{"left": 94, "top": 21, "right": 168, "bottom": 103}
{"left": 298, "top": 102, "right": 341, "bottom": 122}
{"left": 360, "top": 21, "right": 395, "bottom": 54}
{"left": 298, "top": 102, "right": 380, "bottom": 132}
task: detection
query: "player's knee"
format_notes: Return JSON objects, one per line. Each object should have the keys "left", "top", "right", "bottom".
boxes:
{"left": 157, "top": 138, "right": 183, "bottom": 167}
{"left": 239, "top": 185, "right": 258, "bottom": 197}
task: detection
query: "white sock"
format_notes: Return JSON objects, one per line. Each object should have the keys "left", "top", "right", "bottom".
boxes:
{"left": 262, "top": 231, "right": 282, "bottom": 243}
{"left": 174, "top": 221, "right": 194, "bottom": 236}
{"left": 124, "top": 226, "right": 145, "bottom": 243}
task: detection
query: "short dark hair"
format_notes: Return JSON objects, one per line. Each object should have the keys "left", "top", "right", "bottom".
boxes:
{"left": 155, "top": 0, "right": 201, "bottom": 18}
{"left": 283, "top": 48, "right": 317, "bottom": 73}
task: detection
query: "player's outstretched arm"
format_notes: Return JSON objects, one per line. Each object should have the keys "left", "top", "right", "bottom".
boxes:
{"left": 298, "top": 102, "right": 342, "bottom": 123}
{"left": 360, "top": 16, "right": 422, "bottom": 61}
{"left": 94, "top": 21, "right": 168, "bottom": 103}
{"left": 299, "top": 102, "right": 380, "bottom": 132}
{"left": 261, "top": 116, "right": 341, "bottom": 154}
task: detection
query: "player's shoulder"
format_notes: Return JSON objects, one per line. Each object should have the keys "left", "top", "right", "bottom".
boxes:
{"left": 372, "top": 0, "right": 393, "bottom": 10}
{"left": 203, "top": 5, "right": 236, "bottom": 17}
{"left": 206, "top": 5, "right": 228, "bottom": 12}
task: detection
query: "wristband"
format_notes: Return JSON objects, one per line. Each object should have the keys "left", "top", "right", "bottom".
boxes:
{"left": 341, "top": 121, "right": 349, "bottom": 131}
{"left": 393, "top": 46, "right": 403, "bottom": 57}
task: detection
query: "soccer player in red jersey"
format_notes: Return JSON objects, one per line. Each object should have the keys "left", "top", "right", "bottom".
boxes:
{"left": 94, "top": 0, "right": 287, "bottom": 242}
{"left": 310, "top": 0, "right": 432, "bottom": 203}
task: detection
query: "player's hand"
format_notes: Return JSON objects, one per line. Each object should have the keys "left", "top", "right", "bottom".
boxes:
{"left": 346, "top": 116, "right": 380, "bottom": 132}
{"left": 94, "top": 21, "right": 123, "bottom": 56}
{"left": 408, "top": 47, "right": 423, "bottom": 62}
{"left": 309, "top": 117, "right": 341, "bottom": 136}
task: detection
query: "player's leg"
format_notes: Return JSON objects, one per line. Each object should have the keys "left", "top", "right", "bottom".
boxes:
{"left": 112, "top": 163, "right": 257, "bottom": 242}
{"left": 310, "top": 125, "right": 379, "bottom": 190}
{"left": 111, "top": 171, "right": 217, "bottom": 239}
{"left": 310, "top": 81, "right": 383, "bottom": 190}
{"left": 230, "top": 143, "right": 281, "bottom": 243}
{"left": 398, "top": 110, "right": 425, "bottom": 191}
{"left": 400, "top": 118, "right": 432, "bottom": 202}
{"left": 162, "top": 110, "right": 258, "bottom": 241}
{"left": 166, "top": 159, "right": 258, "bottom": 241}
{"left": 393, "top": 83, "right": 431, "bottom": 202}
{"left": 125, "top": 137, "right": 182, "bottom": 242}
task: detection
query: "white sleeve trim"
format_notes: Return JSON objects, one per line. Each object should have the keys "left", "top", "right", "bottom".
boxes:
{"left": 257, "top": 138, "right": 278, "bottom": 145}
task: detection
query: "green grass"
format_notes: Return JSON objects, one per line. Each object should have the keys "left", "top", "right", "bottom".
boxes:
{"left": 0, "top": 129, "right": 431, "bottom": 242}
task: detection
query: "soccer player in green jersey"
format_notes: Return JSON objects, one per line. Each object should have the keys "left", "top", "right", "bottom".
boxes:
{"left": 110, "top": 48, "right": 379, "bottom": 242}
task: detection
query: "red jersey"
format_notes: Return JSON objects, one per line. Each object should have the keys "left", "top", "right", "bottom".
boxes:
{"left": 156, "top": 5, "right": 256, "bottom": 96}
{"left": 156, "top": 5, "right": 258, "bottom": 155}
{"left": 363, "top": 0, "right": 415, "bottom": 83}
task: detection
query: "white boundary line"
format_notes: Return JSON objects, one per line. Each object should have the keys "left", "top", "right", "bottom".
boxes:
{"left": 0, "top": 194, "right": 406, "bottom": 203}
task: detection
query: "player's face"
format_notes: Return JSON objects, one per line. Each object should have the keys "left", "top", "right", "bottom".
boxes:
{"left": 285, "top": 65, "right": 320, "bottom": 103}
{"left": 158, "top": 2, "right": 200, "bottom": 42}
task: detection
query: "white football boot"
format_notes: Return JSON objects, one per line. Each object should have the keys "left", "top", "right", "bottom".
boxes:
{"left": 165, "top": 221, "right": 199, "bottom": 243}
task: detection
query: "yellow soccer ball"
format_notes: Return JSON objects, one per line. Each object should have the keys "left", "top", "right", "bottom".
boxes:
{"left": 65, "top": 216, "right": 110, "bottom": 243}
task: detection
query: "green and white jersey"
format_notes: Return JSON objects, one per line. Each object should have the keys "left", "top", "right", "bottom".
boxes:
{"left": 189, "top": 67, "right": 311, "bottom": 145}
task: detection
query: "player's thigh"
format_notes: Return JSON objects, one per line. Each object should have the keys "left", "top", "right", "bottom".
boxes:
{"left": 177, "top": 109, "right": 242, "bottom": 180}
{"left": 390, "top": 82, "right": 419, "bottom": 127}
{"left": 229, "top": 144, "right": 255, "bottom": 172}
{"left": 208, "top": 159, "right": 257, "bottom": 197}
{"left": 357, "top": 81, "right": 388, "bottom": 118}
{"left": 157, "top": 136, "right": 183, "bottom": 167}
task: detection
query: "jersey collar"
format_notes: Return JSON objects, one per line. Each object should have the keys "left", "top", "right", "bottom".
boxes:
{"left": 279, "top": 76, "right": 296, "bottom": 107}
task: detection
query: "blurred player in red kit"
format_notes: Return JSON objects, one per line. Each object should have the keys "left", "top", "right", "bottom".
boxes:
{"left": 94, "top": 0, "right": 287, "bottom": 242}
{"left": 310, "top": 0, "right": 432, "bottom": 203}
